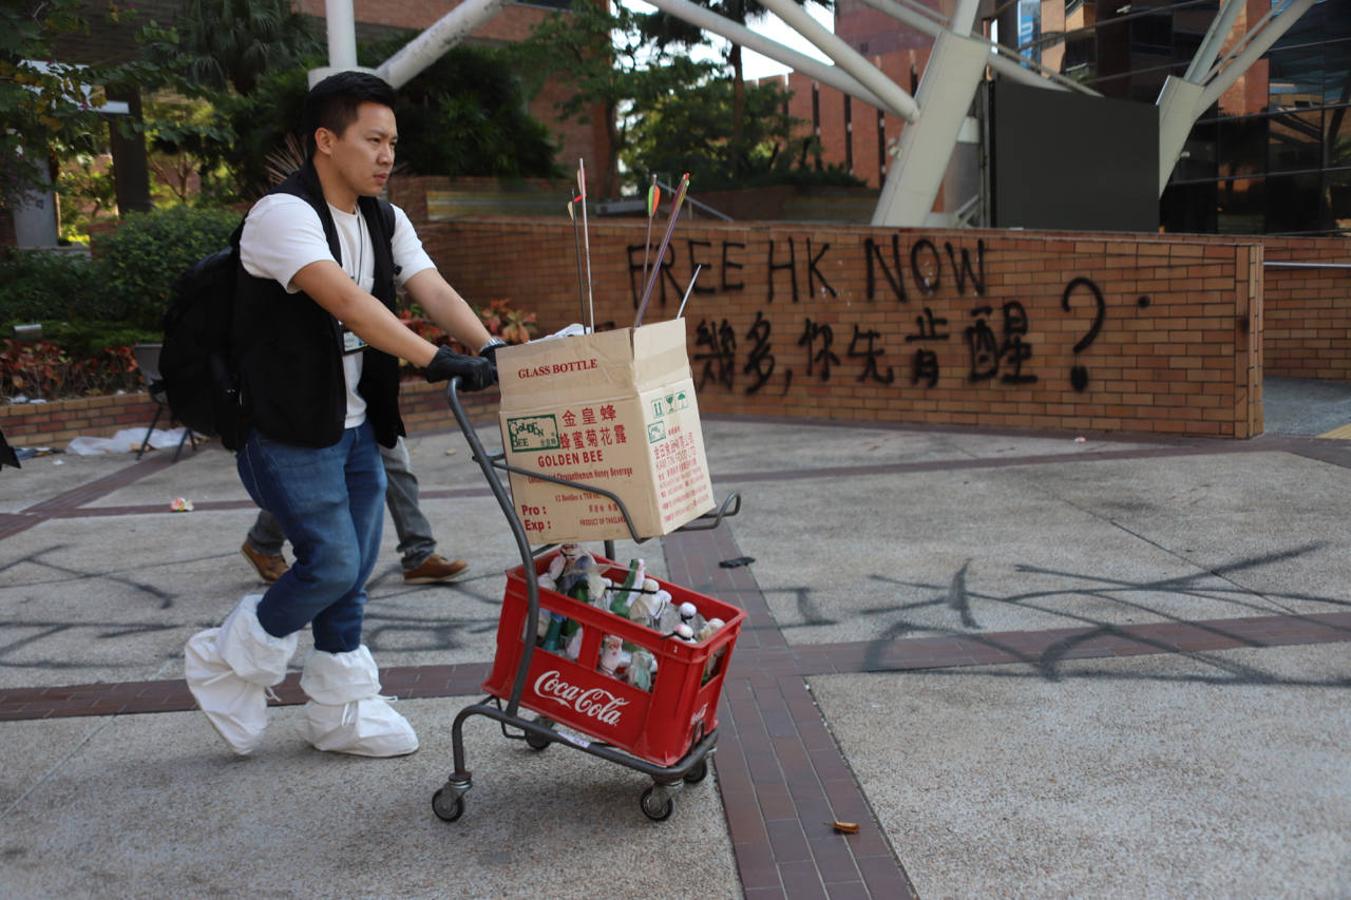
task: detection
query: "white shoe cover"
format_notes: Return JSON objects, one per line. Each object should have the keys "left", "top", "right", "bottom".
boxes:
{"left": 184, "top": 595, "right": 298, "bottom": 756}
{"left": 300, "top": 646, "right": 418, "bottom": 758}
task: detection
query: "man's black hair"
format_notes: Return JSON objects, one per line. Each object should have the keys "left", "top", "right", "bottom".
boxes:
{"left": 302, "top": 72, "right": 398, "bottom": 158}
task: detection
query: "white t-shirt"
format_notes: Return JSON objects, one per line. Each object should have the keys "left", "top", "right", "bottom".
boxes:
{"left": 239, "top": 194, "right": 436, "bottom": 429}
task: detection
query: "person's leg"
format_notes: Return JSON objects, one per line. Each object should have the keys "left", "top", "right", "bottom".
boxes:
{"left": 183, "top": 428, "right": 358, "bottom": 756}
{"left": 301, "top": 423, "right": 417, "bottom": 757}
{"left": 246, "top": 510, "right": 285, "bottom": 556}
{"left": 381, "top": 437, "right": 468, "bottom": 583}
{"left": 379, "top": 438, "right": 436, "bottom": 568}
{"left": 242, "top": 430, "right": 363, "bottom": 640}
{"left": 241, "top": 510, "right": 288, "bottom": 583}
{"left": 310, "top": 423, "right": 386, "bottom": 653}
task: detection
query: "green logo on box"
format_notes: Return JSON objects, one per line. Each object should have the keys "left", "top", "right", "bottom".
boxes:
{"left": 506, "top": 415, "right": 561, "bottom": 452}
{"left": 647, "top": 421, "right": 666, "bottom": 444}
{"left": 650, "top": 390, "right": 689, "bottom": 419}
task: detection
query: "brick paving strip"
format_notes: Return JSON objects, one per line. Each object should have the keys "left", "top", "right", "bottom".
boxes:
{"left": 3, "top": 609, "right": 1346, "bottom": 723}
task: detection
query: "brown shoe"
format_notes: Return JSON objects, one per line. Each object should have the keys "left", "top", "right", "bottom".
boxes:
{"left": 241, "top": 542, "right": 288, "bottom": 584}
{"left": 403, "top": 554, "right": 470, "bottom": 584}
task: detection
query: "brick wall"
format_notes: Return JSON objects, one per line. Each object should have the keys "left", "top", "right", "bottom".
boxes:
{"left": 0, "top": 382, "right": 499, "bottom": 449}
{"left": 1260, "top": 238, "right": 1351, "bottom": 381}
{"left": 0, "top": 393, "right": 162, "bottom": 448}
{"left": 419, "top": 217, "right": 1264, "bottom": 438}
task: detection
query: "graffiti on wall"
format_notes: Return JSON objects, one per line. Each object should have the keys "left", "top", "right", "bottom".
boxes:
{"left": 628, "top": 235, "right": 1129, "bottom": 394}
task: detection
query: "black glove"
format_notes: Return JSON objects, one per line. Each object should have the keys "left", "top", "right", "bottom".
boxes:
{"left": 480, "top": 340, "right": 505, "bottom": 384}
{"left": 424, "top": 345, "right": 496, "bottom": 391}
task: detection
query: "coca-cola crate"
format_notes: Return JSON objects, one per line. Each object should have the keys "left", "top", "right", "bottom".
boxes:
{"left": 483, "top": 552, "right": 746, "bottom": 767}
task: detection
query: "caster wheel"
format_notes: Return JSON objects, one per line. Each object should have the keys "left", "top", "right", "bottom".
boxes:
{"left": 432, "top": 788, "right": 465, "bottom": 823}
{"left": 640, "top": 785, "right": 675, "bottom": 822}
{"left": 683, "top": 758, "right": 708, "bottom": 785}
{"left": 525, "top": 730, "right": 552, "bottom": 751}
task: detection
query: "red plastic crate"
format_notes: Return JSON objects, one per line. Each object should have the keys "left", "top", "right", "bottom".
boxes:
{"left": 482, "top": 552, "right": 746, "bottom": 767}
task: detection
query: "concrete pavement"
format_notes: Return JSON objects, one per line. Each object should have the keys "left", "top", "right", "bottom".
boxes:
{"left": 0, "top": 386, "right": 1348, "bottom": 898}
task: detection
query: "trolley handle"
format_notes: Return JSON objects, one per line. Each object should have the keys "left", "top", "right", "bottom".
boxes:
{"left": 445, "top": 377, "right": 542, "bottom": 712}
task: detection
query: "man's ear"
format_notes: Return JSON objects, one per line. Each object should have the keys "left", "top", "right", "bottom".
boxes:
{"left": 313, "top": 127, "right": 336, "bottom": 156}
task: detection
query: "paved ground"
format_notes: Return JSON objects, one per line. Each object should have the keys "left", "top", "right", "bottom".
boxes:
{"left": 1, "top": 379, "right": 1349, "bottom": 898}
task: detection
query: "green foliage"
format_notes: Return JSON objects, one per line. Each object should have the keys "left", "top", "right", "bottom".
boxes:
{"left": 516, "top": 3, "right": 706, "bottom": 194}
{"left": 0, "top": 338, "right": 142, "bottom": 399}
{"left": 93, "top": 205, "right": 239, "bottom": 329}
{"left": 625, "top": 73, "right": 800, "bottom": 189}
{"left": 0, "top": 249, "right": 156, "bottom": 398}
{"left": 216, "top": 40, "right": 561, "bottom": 195}
{"left": 213, "top": 64, "right": 312, "bottom": 197}
{"left": 0, "top": 1, "right": 113, "bottom": 202}
{"left": 363, "top": 41, "right": 560, "bottom": 179}
{"left": 163, "top": 0, "right": 319, "bottom": 97}
{"left": 55, "top": 153, "right": 119, "bottom": 242}
{"left": 26, "top": 320, "right": 161, "bottom": 356}
{"left": 143, "top": 94, "right": 238, "bottom": 204}
{"left": 0, "top": 249, "right": 111, "bottom": 322}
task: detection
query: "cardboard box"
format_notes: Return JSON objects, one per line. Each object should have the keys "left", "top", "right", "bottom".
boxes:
{"left": 496, "top": 319, "right": 714, "bottom": 543}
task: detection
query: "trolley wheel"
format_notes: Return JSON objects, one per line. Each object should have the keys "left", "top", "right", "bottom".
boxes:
{"left": 432, "top": 788, "right": 465, "bottom": 823}
{"left": 683, "top": 758, "right": 709, "bottom": 785}
{"left": 640, "top": 785, "right": 675, "bottom": 822}
{"left": 525, "top": 730, "right": 552, "bottom": 751}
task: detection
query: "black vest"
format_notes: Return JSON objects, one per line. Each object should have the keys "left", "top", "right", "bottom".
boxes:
{"left": 232, "top": 162, "right": 405, "bottom": 449}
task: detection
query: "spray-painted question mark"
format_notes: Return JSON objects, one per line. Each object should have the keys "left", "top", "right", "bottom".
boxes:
{"left": 1061, "top": 277, "right": 1106, "bottom": 392}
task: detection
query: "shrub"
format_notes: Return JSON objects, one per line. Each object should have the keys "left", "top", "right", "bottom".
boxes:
{"left": 0, "top": 338, "right": 141, "bottom": 399}
{"left": 94, "top": 205, "right": 240, "bottom": 330}
{"left": 0, "top": 249, "right": 112, "bottom": 323}
{"left": 395, "top": 297, "right": 537, "bottom": 380}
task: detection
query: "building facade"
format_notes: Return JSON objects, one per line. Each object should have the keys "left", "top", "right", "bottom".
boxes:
{"left": 805, "top": 0, "right": 1350, "bottom": 234}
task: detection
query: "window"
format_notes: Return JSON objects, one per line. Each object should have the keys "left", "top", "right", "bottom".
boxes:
{"left": 1327, "top": 104, "right": 1351, "bottom": 167}
{"left": 1216, "top": 177, "right": 1265, "bottom": 233}
{"left": 1217, "top": 116, "right": 1268, "bottom": 178}
{"left": 1263, "top": 172, "right": 1322, "bottom": 232}
{"left": 1268, "top": 44, "right": 1325, "bottom": 109}
{"left": 1268, "top": 109, "right": 1323, "bottom": 172}
{"left": 1327, "top": 169, "right": 1351, "bottom": 231}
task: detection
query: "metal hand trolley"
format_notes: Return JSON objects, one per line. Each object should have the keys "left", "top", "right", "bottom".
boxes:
{"left": 432, "top": 378, "right": 744, "bottom": 823}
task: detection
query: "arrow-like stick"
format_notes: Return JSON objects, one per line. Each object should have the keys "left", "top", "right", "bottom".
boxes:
{"left": 676, "top": 264, "right": 703, "bottom": 319}
{"left": 639, "top": 176, "right": 660, "bottom": 300}
{"left": 633, "top": 172, "right": 691, "bottom": 329}
{"left": 577, "top": 159, "right": 595, "bottom": 333}
{"left": 567, "top": 198, "right": 585, "bottom": 326}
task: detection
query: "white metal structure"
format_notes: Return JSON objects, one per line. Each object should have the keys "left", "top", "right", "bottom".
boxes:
{"left": 1156, "top": 0, "right": 1316, "bottom": 195}
{"left": 309, "top": 0, "right": 1315, "bottom": 225}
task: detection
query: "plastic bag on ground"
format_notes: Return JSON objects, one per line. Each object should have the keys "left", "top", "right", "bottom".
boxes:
{"left": 65, "top": 427, "right": 188, "bottom": 456}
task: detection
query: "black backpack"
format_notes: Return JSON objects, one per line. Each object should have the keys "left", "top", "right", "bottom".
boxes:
{"left": 159, "top": 222, "right": 246, "bottom": 450}
{"left": 159, "top": 197, "right": 398, "bottom": 452}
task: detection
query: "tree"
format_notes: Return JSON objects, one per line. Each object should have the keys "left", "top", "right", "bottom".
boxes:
{"left": 172, "top": 0, "right": 318, "bottom": 97}
{"left": 360, "top": 40, "right": 560, "bottom": 180}
{"left": 623, "top": 70, "right": 794, "bottom": 188}
{"left": 518, "top": 1, "right": 714, "bottom": 195}
{"left": 142, "top": 94, "right": 236, "bottom": 204}
{"left": 640, "top": 0, "right": 832, "bottom": 177}
{"left": 0, "top": 1, "right": 118, "bottom": 204}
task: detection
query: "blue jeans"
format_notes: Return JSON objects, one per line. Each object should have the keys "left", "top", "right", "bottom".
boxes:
{"left": 236, "top": 422, "right": 387, "bottom": 653}
{"left": 247, "top": 437, "right": 436, "bottom": 570}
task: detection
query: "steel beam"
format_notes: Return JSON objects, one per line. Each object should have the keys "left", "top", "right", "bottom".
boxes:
{"left": 756, "top": 0, "right": 921, "bottom": 121}
{"left": 1184, "top": 0, "right": 1244, "bottom": 81}
{"left": 872, "top": 32, "right": 990, "bottom": 226}
{"left": 375, "top": 0, "right": 506, "bottom": 89}
{"left": 1158, "top": 0, "right": 1315, "bottom": 193}
{"left": 643, "top": 0, "right": 893, "bottom": 112}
